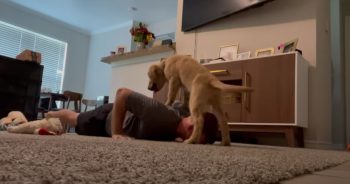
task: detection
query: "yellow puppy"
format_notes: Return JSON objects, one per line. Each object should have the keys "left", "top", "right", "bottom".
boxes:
{"left": 147, "top": 55, "right": 252, "bottom": 146}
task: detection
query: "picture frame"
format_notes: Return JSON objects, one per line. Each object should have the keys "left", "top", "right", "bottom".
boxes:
{"left": 219, "top": 44, "right": 239, "bottom": 61}
{"left": 255, "top": 47, "right": 275, "bottom": 57}
{"left": 281, "top": 38, "right": 299, "bottom": 53}
{"left": 116, "top": 46, "right": 126, "bottom": 54}
{"left": 237, "top": 51, "right": 251, "bottom": 60}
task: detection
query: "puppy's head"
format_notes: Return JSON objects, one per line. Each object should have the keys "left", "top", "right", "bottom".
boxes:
{"left": 147, "top": 61, "right": 166, "bottom": 92}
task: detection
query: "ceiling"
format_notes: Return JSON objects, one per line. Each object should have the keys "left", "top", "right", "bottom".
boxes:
{"left": 3, "top": 0, "right": 178, "bottom": 35}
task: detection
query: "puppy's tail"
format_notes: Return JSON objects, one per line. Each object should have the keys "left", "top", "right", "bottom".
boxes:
{"left": 210, "top": 80, "right": 253, "bottom": 93}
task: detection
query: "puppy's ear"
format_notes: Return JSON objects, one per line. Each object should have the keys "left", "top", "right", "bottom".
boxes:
{"left": 159, "top": 59, "right": 165, "bottom": 69}
{"left": 155, "top": 65, "right": 164, "bottom": 76}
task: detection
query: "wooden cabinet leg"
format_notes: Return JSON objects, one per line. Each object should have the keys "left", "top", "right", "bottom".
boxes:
{"left": 285, "top": 127, "right": 304, "bottom": 147}
{"left": 296, "top": 127, "right": 304, "bottom": 147}
{"left": 285, "top": 127, "right": 297, "bottom": 147}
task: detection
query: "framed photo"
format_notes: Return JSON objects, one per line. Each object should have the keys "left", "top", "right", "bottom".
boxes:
{"left": 116, "top": 46, "right": 126, "bottom": 54}
{"left": 219, "top": 44, "right": 239, "bottom": 61}
{"left": 255, "top": 47, "right": 275, "bottom": 57}
{"left": 281, "top": 38, "right": 298, "bottom": 53}
{"left": 237, "top": 51, "right": 251, "bottom": 60}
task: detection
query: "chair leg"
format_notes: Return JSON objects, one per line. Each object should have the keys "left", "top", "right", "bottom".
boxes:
{"left": 63, "top": 123, "right": 70, "bottom": 133}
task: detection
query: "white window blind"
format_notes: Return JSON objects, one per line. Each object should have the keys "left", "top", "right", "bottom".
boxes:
{"left": 0, "top": 20, "right": 67, "bottom": 93}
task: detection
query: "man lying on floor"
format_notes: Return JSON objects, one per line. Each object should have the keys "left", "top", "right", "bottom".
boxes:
{"left": 47, "top": 88, "right": 218, "bottom": 144}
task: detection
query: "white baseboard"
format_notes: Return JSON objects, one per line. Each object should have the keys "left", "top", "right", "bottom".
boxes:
{"left": 304, "top": 140, "right": 346, "bottom": 150}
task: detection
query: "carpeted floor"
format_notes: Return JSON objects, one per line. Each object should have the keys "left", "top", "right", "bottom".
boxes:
{"left": 0, "top": 132, "right": 349, "bottom": 184}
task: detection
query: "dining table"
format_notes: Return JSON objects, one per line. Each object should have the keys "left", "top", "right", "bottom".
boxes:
{"left": 39, "top": 92, "right": 68, "bottom": 110}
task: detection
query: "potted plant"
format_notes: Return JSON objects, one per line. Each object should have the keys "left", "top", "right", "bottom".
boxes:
{"left": 130, "top": 22, "right": 155, "bottom": 50}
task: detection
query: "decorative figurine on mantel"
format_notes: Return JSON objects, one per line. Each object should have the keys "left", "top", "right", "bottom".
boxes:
{"left": 130, "top": 22, "right": 155, "bottom": 50}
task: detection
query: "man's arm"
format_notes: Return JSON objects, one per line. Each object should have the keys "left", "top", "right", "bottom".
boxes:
{"left": 111, "top": 88, "right": 133, "bottom": 139}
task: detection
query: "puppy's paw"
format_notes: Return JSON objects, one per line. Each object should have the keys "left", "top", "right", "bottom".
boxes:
{"left": 6, "top": 126, "right": 16, "bottom": 133}
{"left": 221, "top": 140, "right": 231, "bottom": 146}
{"left": 12, "top": 118, "right": 26, "bottom": 125}
{"left": 0, "top": 117, "right": 12, "bottom": 125}
{"left": 184, "top": 138, "right": 196, "bottom": 144}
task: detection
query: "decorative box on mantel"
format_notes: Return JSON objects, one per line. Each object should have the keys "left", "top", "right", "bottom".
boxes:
{"left": 101, "top": 45, "right": 176, "bottom": 101}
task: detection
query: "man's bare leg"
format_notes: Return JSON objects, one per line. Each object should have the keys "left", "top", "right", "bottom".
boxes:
{"left": 46, "top": 109, "right": 79, "bottom": 128}
{"left": 111, "top": 88, "right": 132, "bottom": 139}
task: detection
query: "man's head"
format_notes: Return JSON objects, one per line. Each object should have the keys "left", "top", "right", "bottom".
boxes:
{"left": 179, "top": 112, "right": 219, "bottom": 144}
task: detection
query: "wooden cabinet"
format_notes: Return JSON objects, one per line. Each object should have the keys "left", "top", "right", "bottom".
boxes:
{"left": 204, "top": 52, "right": 308, "bottom": 128}
{"left": 208, "top": 52, "right": 308, "bottom": 147}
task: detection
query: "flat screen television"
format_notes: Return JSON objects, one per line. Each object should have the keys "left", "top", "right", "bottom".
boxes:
{"left": 182, "top": 0, "right": 274, "bottom": 32}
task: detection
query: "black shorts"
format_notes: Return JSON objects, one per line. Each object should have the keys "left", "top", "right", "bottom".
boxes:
{"left": 75, "top": 92, "right": 185, "bottom": 140}
{"left": 75, "top": 103, "right": 113, "bottom": 137}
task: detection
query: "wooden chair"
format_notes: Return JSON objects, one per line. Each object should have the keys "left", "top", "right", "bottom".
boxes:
{"left": 82, "top": 99, "right": 97, "bottom": 112}
{"left": 63, "top": 91, "right": 82, "bottom": 112}
{"left": 37, "top": 93, "right": 68, "bottom": 119}
{"left": 61, "top": 91, "right": 82, "bottom": 133}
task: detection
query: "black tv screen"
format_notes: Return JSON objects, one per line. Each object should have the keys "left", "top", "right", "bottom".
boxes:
{"left": 182, "top": 0, "right": 273, "bottom": 32}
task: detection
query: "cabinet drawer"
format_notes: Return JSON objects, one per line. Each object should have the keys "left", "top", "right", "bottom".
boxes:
{"left": 204, "top": 61, "right": 243, "bottom": 81}
{"left": 205, "top": 61, "right": 243, "bottom": 122}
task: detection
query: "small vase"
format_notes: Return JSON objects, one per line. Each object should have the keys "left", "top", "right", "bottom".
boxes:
{"left": 136, "top": 42, "right": 146, "bottom": 50}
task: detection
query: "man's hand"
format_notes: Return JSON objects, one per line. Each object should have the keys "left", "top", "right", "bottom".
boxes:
{"left": 112, "top": 134, "right": 133, "bottom": 140}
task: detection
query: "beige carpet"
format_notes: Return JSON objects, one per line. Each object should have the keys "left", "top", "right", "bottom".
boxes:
{"left": 0, "top": 132, "right": 349, "bottom": 184}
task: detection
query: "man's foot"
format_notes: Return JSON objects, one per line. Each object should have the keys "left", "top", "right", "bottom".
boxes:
{"left": 46, "top": 109, "right": 78, "bottom": 128}
{"left": 112, "top": 134, "right": 133, "bottom": 140}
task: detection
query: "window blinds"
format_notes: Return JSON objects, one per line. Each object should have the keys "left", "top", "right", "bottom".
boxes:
{"left": 0, "top": 20, "right": 67, "bottom": 93}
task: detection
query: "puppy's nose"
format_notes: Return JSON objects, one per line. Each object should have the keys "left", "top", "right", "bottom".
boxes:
{"left": 148, "top": 83, "right": 158, "bottom": 91}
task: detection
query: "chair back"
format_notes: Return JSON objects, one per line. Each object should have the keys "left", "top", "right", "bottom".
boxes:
{"left": 97, "top": 96, "right": 109, "bottom": 107}
{"left": 63, "top": 91, "right": 82, "bottom": 112}
{"left": 82, "top": 99, "right": 97, "bottom": 112}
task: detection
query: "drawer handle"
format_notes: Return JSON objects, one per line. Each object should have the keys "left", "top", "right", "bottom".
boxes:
{"left": 243, "top": 72, "right": 252, "bottom": 112}
{"left": 210, "top": 69, "right": 229, "bottom": 75}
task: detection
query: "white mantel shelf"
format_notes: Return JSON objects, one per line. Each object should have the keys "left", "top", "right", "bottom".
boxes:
{"left": 101, "top": 45, "right": 176, "bottom": 64}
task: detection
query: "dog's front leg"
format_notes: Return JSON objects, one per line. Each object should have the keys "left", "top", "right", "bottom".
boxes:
{"left": 165, "top": 78, "right": 181, "bottom": 106}
{"left": 213, "top": 107, "right": 231, "bottom": 146}
{"left": 184, "top": 111, "right": 203, "bottom": 144}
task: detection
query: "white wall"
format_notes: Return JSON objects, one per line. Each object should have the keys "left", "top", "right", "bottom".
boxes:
{"left": 0, "top": 2, "right": 90, "bottom": 94}
{"left": 83, "top": 21, "right": 133, "bottom": 100}
{"left": 176, "top": 0, "right": 332, "bottom": 148}
{"left": 109, "top": 50, "right": 174, "bottom": 102}
{"left": 149, "top": 18, "right": 177, "bottom": 36}
{"left": 84, "top": 19, "right": 177, "bottom": 101}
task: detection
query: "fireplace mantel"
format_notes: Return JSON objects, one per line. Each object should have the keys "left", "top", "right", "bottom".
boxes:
{"left": 101, "top": 45, "right": 175, "bottom": 67}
